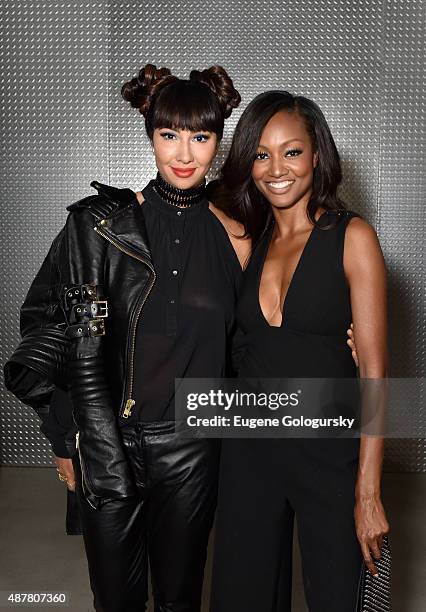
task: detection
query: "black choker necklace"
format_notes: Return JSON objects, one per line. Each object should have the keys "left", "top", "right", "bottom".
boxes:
{"left": 153, "top": 172, "right": 206, "bottom": 208}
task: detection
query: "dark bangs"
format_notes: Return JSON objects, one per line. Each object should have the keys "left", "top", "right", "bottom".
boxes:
{"left": 145, "top": 80, "right": 225, "bottom": 139}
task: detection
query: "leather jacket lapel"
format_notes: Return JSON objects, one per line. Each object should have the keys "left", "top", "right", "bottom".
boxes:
{"left": 90, "top": 180, "right": 154, "bottom": 269}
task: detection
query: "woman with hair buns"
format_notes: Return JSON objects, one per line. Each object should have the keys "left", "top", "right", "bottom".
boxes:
{"left": 4, "top": 63, "right": 249, "bottom": 612}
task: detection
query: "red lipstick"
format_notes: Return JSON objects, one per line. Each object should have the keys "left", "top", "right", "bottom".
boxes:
{"left": 171, "top": 167, "right": 196, "bottom": 178}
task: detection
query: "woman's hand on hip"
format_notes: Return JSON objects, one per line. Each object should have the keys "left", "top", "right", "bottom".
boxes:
{"left": 354, "top": 492, "right": 389, "bottom": 576}
{"left": 54, "top": 456, "right": 76, "bottom": 491}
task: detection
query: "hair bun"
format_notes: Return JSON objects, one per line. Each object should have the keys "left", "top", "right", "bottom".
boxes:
{"left": 189, "top": 66, "right": 241, "bottom": 119}
{"left": 121, "top": 63, "right": 178, "bottom": 116}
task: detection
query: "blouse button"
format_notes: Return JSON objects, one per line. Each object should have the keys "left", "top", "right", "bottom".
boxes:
{"left": 175, "top": 238, "right": 180, "bottom": 244}
{"left": 172, "top": 270, "right": 178, "bottom": 276}
{"left": 176, "top": 210, "right": 182, "bottom": 216}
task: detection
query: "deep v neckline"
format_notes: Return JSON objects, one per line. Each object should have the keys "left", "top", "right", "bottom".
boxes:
{"left": 257, "top": 214, "right": 325, "bottom": 328}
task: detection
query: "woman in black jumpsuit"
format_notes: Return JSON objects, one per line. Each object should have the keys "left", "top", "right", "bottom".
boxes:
{"left": 210, "top": 91, "right": 389, "bottom": 611}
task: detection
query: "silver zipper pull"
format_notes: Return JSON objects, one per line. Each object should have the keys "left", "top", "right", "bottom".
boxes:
{"left": 76, "top": 431, "right": 80, "bottom": 448}
{"left": 123, "top": 398, "right": 135, "bottom": 418}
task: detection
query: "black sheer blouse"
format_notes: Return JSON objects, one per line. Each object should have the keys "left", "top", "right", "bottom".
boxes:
{"left": 132, "top": 180, "right": 242, "bottom": 421}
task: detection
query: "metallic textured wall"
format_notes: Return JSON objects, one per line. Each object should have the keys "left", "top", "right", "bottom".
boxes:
{"left": 1, "top": 0, "right": 424, "bottom": 469}
{"left": 0, "top": 0, "right": 110, "bottom": 465}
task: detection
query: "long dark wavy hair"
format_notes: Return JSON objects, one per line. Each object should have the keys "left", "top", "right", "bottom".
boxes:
{"left": 209, "top": 90, "right": 345, "bottom": 244}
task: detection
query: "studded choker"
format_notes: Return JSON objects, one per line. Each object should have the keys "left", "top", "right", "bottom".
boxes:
{"left": 153, "top": 171, "right": 206, "bottom": 208}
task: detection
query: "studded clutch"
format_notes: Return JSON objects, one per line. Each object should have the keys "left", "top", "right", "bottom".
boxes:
{"left": 357, "top": 535, "right": 391, "bottom": 611}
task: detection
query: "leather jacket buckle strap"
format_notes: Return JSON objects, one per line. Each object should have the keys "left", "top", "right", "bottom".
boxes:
{"left": 65, "top": 318, "right": 106, "bottom": 339}
{"left": 62, "top": 283, "right": 108, "bottom": 338}
{"left": 70, "top": 300, "right": 108, "bottom": 320}
{"left": 92, "top": 300, "right": 108, "bottom": 317}
{"left": 63, "top": 283, "right": 104, "bottom": 307}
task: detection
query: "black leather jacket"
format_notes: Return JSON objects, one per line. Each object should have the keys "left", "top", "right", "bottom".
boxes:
{"left": 4, "top": 181, "right": 156, "bottom": 510}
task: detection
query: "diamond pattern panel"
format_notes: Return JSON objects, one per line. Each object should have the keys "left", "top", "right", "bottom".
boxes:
{"left": 0, "top": 0, "right": 109, "bottom": 465}
{"left": 1, "top": 0, "right": 424, "bottom": 470}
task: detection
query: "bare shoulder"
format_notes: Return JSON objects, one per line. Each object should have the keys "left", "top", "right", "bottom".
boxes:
{"left": 345, "top": 216, "right": 381, "bottom": 252}
{"left": 344, "top": 215, "right": 385, "bottom": 274}
{"left": 208, "top": 202, "right": 245, "bottom": 238}
{"left": 208, "top": 202, "right": 252, "bottom": 269}
{"left": 135, "top": 190, "right": 145, "bottom": 205}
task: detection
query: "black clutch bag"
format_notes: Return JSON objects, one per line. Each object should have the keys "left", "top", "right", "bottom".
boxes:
{"left": 66, "top": 487, "right": 83, "bottom": 536}
{"left": 357, "top": 535, "right": 391, "bottom": 611}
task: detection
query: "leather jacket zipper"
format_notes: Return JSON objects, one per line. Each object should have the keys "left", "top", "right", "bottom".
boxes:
{"left": 94, "top": 224, "right": 156, "bottom": 418}
{"left": 122, "top": 273, "right": 156, "bottom": 417}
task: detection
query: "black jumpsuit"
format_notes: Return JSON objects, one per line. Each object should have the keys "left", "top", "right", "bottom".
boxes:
{"left": 210, "top": 210, "right": 364, "bottom": 612}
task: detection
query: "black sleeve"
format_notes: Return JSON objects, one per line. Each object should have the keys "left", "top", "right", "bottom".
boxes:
{"left": 40, "top": 385, "right": 77, "bottom": 458}
{"left": 54, "top": 208, "right": 136, "bottom": 507}
{"left": 3, "top": 226, "right": 71, "bottom": 423}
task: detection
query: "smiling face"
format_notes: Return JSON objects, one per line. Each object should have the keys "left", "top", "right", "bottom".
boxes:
{"left": 252, "top": 110, "right": 318, "bottom": 211}
{"left": 152, "top": 127, "right": 218, "bottom": 189}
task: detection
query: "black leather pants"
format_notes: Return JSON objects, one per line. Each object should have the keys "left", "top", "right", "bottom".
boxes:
{"left": 72, "top": 421, "right": 220, "bottom": 612}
